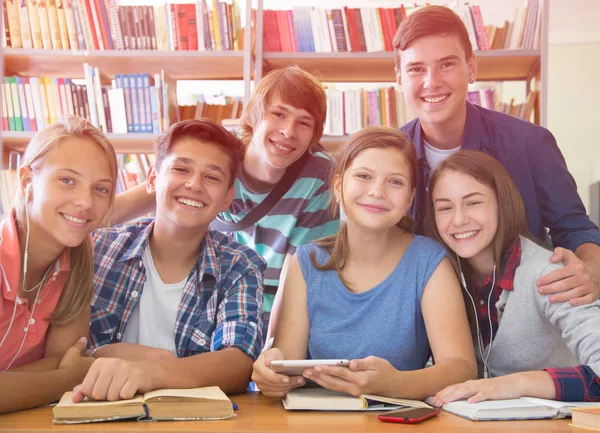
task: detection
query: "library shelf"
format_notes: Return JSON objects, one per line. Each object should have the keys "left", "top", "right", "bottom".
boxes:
{"left": 3, "top": 48, "right": 245, "bottom": 80}
{"left": 2, "top": 131, "right": 158, "bottom": 154}
{"left": 2, "top": 131, "right": 344, "bottom": 155}
{"left": 262, "top": 49, "right": 541, "bottom": 83}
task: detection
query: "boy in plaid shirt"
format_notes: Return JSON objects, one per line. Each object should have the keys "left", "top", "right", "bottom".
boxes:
{"left": 73, "top": 119, "right": 265, "bottom": 402}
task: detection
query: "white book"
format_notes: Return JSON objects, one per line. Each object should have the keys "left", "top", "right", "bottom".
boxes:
{"left": 309, "top": 8, "right": 322, "bottom": 53}
{"left": 107, "top": 88, "right": 128, "bottom": 134}
{"left": 93, "top": 67, "right": 107, "bottom": 133}
{"left": 436, "top": 397, "right": 600, "bottom": 421}
{"left": 29, "top": 78, "right": 46, "bottom": 131}
{"left": 83, "top": 63, "right": 99, "bottom": 128}
{"left": 318, "top": 9, "right": 332, "bottom": 52}
{"left": 195, "top": 0, "right": 206, "bottom": 51}
{"left": 509, "top": 6, "right": 528, "bottom": 49}
{"left": 24, "top": 81, "right": 36, "bottom": 131}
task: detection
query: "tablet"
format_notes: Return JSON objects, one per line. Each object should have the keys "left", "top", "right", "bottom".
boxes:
{"left": 270, "top": 359, "right": 351, "bottom": 376}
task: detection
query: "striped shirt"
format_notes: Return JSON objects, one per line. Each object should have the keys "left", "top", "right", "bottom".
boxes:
{"left": 89, "top": 219, "right": 266, "bottom": 361}
{"left": 216, "top": 147, "right": 340, "bottom": 314}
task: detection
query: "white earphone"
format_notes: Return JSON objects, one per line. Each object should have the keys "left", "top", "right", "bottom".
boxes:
{"left": 0, "top": 184, "right": 53, "bottom": 371}
{"left": 457, "top": 254, "right": 496, "bottom": 379}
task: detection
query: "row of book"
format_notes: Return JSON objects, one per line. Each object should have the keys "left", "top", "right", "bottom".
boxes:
{"left": 323, "top": 86, "right": 415, "bottom": 136}
{"left": 1, "top": 70, "right": 247, "bottom": 134}
{"left": 1, "top": 67, "right": 178, "bottom": 134}
{"left": 178, "top": 95, "right": 243, "bottom": 126}
{"left": 263, "top": 2, "right": 542, "bottom": 53}
{"left": 2, "top": 0, "right": 243, "bottom": 51}
{"left": 467, "top": 88, "right": 537, "bottom": 121}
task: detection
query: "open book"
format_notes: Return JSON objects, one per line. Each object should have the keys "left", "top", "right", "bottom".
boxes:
{"left": 282, "top": 388, "right": 432, "bottom": 411}
{"left": 53, "top": 386, "right": 234, "bottom": 424}
{"left": 436, "top": 397, "right": 600, "bottom": 421}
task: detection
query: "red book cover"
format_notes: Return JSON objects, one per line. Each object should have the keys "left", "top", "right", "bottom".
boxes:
{"left": 286, "top": 10, "right": 297, "bottom": 52}
{"left": 261, "top": 10, "right": 271, "bottom": 51}
{"left": 344, "top": 7, "right": 359, "bottom": 52}
{"left": 276, "top": 10, "right": 290, "bottom": 52}
{"left": 92, "top": 0, "right": 110, "bottom": 50}
{"left": 175, "top": 4, "right": 189, "bottom": 50}
{"left": 83, "top": 0, "right": 99, "bottom": 49}
{"left": 354, "top": 7, "right": 367, "bottom": 52}
{"left": 269, "top": 10, "right": 281, "bottom": 52}
{"left": 385, "top": 8, "right": 397, "bottom": 49}
{"left": 186, "top": 4, "right": 198, "bottom": 50}
{"left": 378, "top": 8, "right": 391, "bottom": 51}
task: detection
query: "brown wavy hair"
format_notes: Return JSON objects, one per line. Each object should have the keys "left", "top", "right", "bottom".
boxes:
{"left": 424, "top": 150, "right": 529, "bottom": 331}
{"left": 154, "top": 118, "right": 245, "bottom": 187}
{"left": 393, "top": 5, "right": 474, "bottom": 69}
{"left": 310, "top": 126, "right": 417, "bottom": 286}
{"left": 240, "top": 66, "right": 327, "bottom": 149}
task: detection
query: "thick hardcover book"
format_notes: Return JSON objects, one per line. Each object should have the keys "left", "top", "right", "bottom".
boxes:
{"left": 53, "top": 387, "right": 234, "bottom": 424}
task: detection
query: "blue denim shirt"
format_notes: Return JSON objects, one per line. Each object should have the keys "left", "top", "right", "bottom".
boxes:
{"left": 401, "top": 101, "right": 600, "bottom": 251}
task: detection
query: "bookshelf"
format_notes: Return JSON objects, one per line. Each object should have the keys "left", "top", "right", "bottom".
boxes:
{"left": 1, "top": 0, "right": 549, "bottom": 164}
{"left": 3, "top": 48, "right": 246, "bottom": 80}
{"left": 253, "top": 0, "right": 550, "bottom": 148}
{"left": 261, "top": 49, "right": 542, "bottom": 83}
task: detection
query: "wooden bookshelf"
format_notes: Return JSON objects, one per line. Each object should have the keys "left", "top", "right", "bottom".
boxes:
{"left": 3, "top": 48, "right": 245, "bottom": 81}
{"left": 262, "top": 49, "right": 541, "bottom": 83}
{"left": 2, "top": 131, "right": 346, "bottom": 155}
{"left": 2, "top": 131, "right": 158, "bottom": 154}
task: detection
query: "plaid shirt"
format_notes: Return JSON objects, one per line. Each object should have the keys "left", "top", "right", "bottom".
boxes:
{"left": 474, "top": 237, "right": 600, "bottom": 401}
{"left": 471, "top": 237, "right": 521, "bottom": 348}
{"left": 89, "top": 219, "right": 266, "bottom": 361}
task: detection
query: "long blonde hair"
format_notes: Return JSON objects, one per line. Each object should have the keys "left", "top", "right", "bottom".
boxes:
{"left": 15, "top": 117, "right": 118, "bottom": 325}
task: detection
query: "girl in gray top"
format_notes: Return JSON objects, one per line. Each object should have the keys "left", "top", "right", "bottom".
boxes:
{"left": 425, "top": 150, "right": 600, "bottom": 404}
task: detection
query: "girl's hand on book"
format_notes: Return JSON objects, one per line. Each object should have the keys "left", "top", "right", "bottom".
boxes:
{"left": 304, "top": 356, "right": 397, "bottom": 397}
{"left": 432, "top": 375, "right": 527, "bottom": 405}
{"left": 251, "top": 348, "right": 305, "bottom": 398}
{"left": 58, "top": 337, "right": 96, "bottom": 381}
{"left": 72, "top": 358, "right": 153, "bottom": 403}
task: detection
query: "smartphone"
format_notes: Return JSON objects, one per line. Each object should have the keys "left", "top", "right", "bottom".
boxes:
{"left": 270, "top": 359, "right": 351, "bottom": 376}
{"left": 377, "top": 407, "right": 441, "bottom": 424}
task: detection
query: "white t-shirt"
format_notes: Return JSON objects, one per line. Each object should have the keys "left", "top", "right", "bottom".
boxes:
{"left": 423, "top": 140, "right": 461, "bottom": 174}
{"left": 122, "top": 246, "right": 187, "bottom": 355}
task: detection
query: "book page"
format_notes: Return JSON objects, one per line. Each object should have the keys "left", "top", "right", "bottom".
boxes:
{"left": 362, "top": 394, "right": 431, "bottom": 409}
{"left": 56, "top": 392, "right": 144, "bottom": 408}
{"left": 523, "top": 397, "right": 600, "bottom": 414}
{"left": 143, "top": 386, "right": 229, "bottom": 402}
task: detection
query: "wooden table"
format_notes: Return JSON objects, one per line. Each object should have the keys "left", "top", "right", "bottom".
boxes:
{"left": 0, "top": 392, "right": 581, "bottom": 433}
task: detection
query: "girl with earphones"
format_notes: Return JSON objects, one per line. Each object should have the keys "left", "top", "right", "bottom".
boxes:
{"left": 0, "top": 117, "right": 117, "bottom": 413}
{"left": 425, "top": 150, "right": 600, "bottom": 405}
{"left": 252, "top": 126, "right": 476, "bottom": 399}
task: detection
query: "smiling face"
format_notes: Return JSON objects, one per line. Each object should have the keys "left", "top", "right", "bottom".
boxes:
{"left": 432, "top": 170, "right": 498, "bottom": 274}
{"left": 336, "top": 147, "right": 415, "bottom": 232}
{"left": 148, "top": 137, "right": 234, "bottom": 232}
{"left": 397, "top": 34, "right": 477, "bottom": 131}
{"left": 248, "top": 92, "right": 316, "bottom": 171}
{"left": 24, "top": 137, "right": 114, "bottom": 250}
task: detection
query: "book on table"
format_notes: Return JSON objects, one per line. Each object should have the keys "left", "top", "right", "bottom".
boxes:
{"left": 570, "top": 406, "right": 600, "bottom": 431}
{"left": 52, "top": 386, "right": 234, "bottom": 424}
{"left": 436, "top": 397, "right": 600, "bottom": 421}
{"left": 282, "top": 388, "right": 432, "bottom": 411}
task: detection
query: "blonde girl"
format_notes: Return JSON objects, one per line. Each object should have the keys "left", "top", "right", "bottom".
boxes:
{"left": 0, "top": 117, "right": 117, "bottom": 413}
